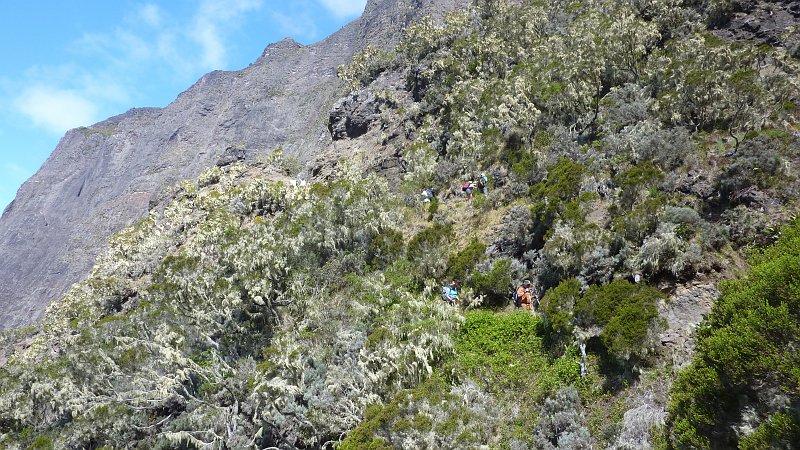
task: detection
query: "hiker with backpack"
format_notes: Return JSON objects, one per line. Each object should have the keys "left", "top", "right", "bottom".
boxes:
{"left": 421, "top": 188, "right": 434, "bottom": 203}
{"left": 441, "top": 280, "right": 460, "bottom": 305}
{"left": 515, "top": 280, "right": 534, "bottom": 310}
{"left": 461, "top": 180, "right": 475, "bottom": 199}
{"left": 477, "top": 172, "right": 488, "bottom": 195}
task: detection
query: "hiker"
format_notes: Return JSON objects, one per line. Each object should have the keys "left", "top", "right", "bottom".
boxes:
{"left": 421, "top": 188, "right": 434, "bottom": 203}
{"left": 441, "top": 280, "right": 460, "bottom": 305}
{"left": 477, "top": 172, "right": 488, "bottom": 194}
{"left": 461, "top": 180, "right": 475, "bottom": 199}
{"left": 516, "top": 280, "right": 533, "bottom": 310}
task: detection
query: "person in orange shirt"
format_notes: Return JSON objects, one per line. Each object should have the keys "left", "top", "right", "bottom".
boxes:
{"left": 516, "top": 280, "right": 533, "bottom": 310}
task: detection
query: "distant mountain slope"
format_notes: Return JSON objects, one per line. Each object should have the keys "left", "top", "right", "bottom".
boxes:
{"left": 0, "top": 0, "right": 469, "bottom": 330}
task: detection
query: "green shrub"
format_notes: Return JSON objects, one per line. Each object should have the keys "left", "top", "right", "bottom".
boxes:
{"left": 456, "top": 310, "right": 551, "bottom": 393}
{"left": 716, "top": 137, "right": 783, "bottom": 204}
{"left": 530, "top": 158, "right": 585, "bottom": 202}
{"left": 739, "top": 412, "right": 800, "bottom": 450}
{"left": 446, "top": 239, "right": 486, "bottom": 282}
{"left": 600, "top": 297, "right": 659, "bottom": 362}
{"left": 29, "top": 435, "right": 54, "bottom": 450}
{"left": 383, "top": 258, "right": 418, "bottom": 291}
{"left": 406, "top": 223, "right": 453, "bottom": 280}
{"left": 427, "top": 196, "right": 439, "bottom": 220}
{"left": 339, "top": 402, "right": 398, "bottom": 450}
{"left": 541, "top": 278, "right": 582, "bottom": 346}
{"left": 611, "top": 196, "right": 663, "bottom": 246}
{"left": 368, "top": 228, "right": 405, "bottom": 269}
{"left": 666, "top": 218, "right": 800, "bottom": 447}
{"left": 543, "top": 279, "right": 664, "bottom": 365}
{"left": 471, "top": 258, "right": 512, "bottom": 305}
{"left": 407, "top": 223, "right": 453, "bottom": 262}
{"left": 613, "top": 161, "right": 664, "bottom": 210}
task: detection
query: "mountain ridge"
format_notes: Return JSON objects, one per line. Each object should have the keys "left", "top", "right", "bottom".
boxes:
{"left": 0, "top": 0, "right": 469, "bottom": 330}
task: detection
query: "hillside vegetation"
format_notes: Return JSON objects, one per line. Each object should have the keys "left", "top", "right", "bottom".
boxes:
{"left": 1, "top": 0, "right": 800, "bottom": 448}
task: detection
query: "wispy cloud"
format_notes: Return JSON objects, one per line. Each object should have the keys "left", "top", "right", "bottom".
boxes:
{"left": 138, "top": 4, "right": 163, "bottom": 28}
{"left": 190, "top": 0, "right": 263, "bottom": 69}
{"left": 7, "top": 0, "right": 265, "bottom": 137}
{"left": 270, "top": 9, "right": 320, "bottom": 42}
{"left": 14, "top": 86, "right": 99, "bottom": 134}
{"left": 318, "top": 0, "right": 367, "bottom": 19}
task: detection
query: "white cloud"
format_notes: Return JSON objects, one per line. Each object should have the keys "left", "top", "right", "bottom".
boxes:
{"left": 138, "top": 4, "right": 162, "bottom": 27}
{"left": 318, "top": 0, "right": 367, "bottom": 19}
{"left": 190, "top": 0, "right": 263, "bottom": 69}
{"left": 7, "top": 0, "right": 277, "bottom": 137}
{"left": 14, "top": 86, "right": 99, "bottom": 134}
{"left": 270, "top": 10, "right": 320, "bottom": 42}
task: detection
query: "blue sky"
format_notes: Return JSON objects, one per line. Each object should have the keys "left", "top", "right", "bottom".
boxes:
{"left": 0, "top": 0, "right": 367, "bottom": 211}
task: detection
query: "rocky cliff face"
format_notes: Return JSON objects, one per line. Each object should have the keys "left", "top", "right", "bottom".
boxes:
{"left": 0, "top": 0, "right": 469, "bottom": 330}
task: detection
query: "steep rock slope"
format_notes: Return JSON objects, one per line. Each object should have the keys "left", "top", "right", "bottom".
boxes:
{"left": 0, "top": 0, "right": 468, "bottom": 330}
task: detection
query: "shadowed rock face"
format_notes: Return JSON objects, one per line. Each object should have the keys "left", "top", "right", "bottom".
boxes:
{"left": 0, "top": 0, "right": 470, "bottom": 330}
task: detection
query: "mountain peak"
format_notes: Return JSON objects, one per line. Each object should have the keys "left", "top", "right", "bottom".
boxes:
{"left": 256, "top": 37, "right": 303, "bottom": 64}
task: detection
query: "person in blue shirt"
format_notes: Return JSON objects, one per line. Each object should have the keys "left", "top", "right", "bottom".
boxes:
{"left": 441, "top": 280, "right": 460, "bottom": 305}
{"left": 478, "top": 172, "right": 489, "bottom": 194}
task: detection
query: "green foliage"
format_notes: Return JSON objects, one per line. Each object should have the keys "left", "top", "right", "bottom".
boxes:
{"left": 427, "top": 196, "right": 439, "bottom": 220}
{"left": 667, "top": 219, "right": 800, "bottom": 447}
{"left": 613, "top": 161, "right": 664, "bottom": 210}
{"left": 407, "top": 223, "right": 453, "bottom": 262}
{"left": 738, "top": 412, "right": 800, "bottom": 450}
{"left": 471, "top": 258, "right": 513, "bottom": 305}
{"left": 579, "top": 280, "right": 664, "bottom": 363}
{"left": 368, "top": 228, "right": 405, "bottom": 269}
{"left": 542, "top": 278, "right": 664, "bottom": 366}
{"left": 530, "top": 158, "right": 585, "bottom": 203}
{"left": 446, "top": 239, "right": 486, "bottom": 282}
{"left": 406, "top": 222, "right": 453, "bottom": 281}
{"left": 541, "top": 278, "right": 582, "bottom": 345}
{"left": 456, "top": 310, "right": 543, "bottom": 391}
{"left": 337, "top": 45, "right": 396, "bottom": 91}
{"left": 611, "top": 196, "right": 663, "bottom": 246}
{"left": 0, "top": 166, "right": 457, "bottom": 449}
{"left": 454, "top": 310, "right": 580, "bottom": 400}
{"left": 338, "top": 373, "right": 508, "bottom": 449}
{"left": 4, "top": 0, "right": 800, "bottom": 447}
{"left": 28, "top": 435, "right": 54, "bottom": 450}
{"left": 339, "top": 403, "right": 398, "bottom": 450}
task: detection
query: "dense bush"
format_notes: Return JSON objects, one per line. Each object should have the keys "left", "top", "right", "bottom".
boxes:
{"left": 666, "top": 219, "right": 800, "bottom": 448}
{"left": 368, "top": 228, "right": 406, "bottom": 270}
{"left": 471, "top": 258, "right": 514, "bottom": 305}
{"left": 0, "top": 167, "right": 460, "bottom": 449}
{"left": 446, "top": 238, "right": 486, "bottom": 282}
{"left": 533, "top": 386, "right": 592, "bottom": 450}
{"left": 542, "top": 279, "right": 664, "bottom": 366}
{"left": 406, "top": 222, "right": 453, "bottom": 281}
{"left": 716, "top": 136, "right": 783, "bottom": 205}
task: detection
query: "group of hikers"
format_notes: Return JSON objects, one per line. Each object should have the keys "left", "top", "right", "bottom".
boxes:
{"left": 420, "top": 172, "right": 490, "bottom": 205}
{"left": 461, "top": 172, "right": 489, "bottom": 199}
{"left": 441, "top": 279, "right": 540, "bottom": 312}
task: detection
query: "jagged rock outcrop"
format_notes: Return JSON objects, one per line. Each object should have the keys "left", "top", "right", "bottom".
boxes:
{"left": 328, "top": 91, "right": 383, "bottom": 140}
{"left": 711, "top": 0, "right": 800, "bottom": 54}
{"left": 0, "top": 0, "right": 470, "bottom": 330}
